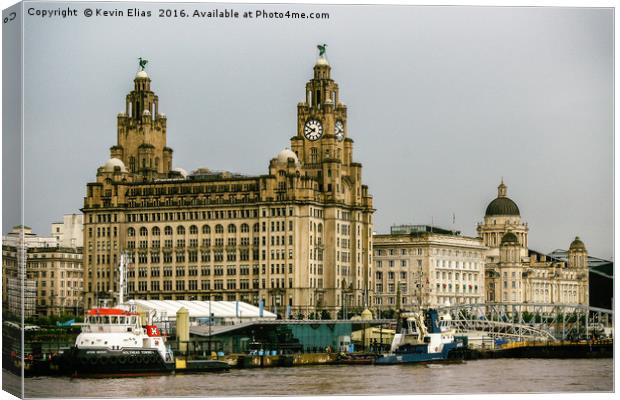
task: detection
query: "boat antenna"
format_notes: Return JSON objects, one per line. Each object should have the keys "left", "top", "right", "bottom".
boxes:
{"left": 118, "top": 251, "right": 127, "bottom": 306}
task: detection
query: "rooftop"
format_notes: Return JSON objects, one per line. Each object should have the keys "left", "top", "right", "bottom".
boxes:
{"left": 389, "top": 224, "right": 461, "bottom": 236}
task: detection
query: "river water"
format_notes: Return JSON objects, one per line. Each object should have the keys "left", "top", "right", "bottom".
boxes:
{"left": 3, "top": 359, "right": 613, "bottom": 398}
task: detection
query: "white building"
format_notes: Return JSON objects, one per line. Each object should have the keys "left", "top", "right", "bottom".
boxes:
{"left": 51, "top": 214, "right": 83, "bottom": 248}
{"left": 373, "top": 225, "right": 487, "bottom": 311}
{"left": 2, "top": 225, "right": 57, "bottom": 249}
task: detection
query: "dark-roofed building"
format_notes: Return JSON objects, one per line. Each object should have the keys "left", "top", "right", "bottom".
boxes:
{"left": 548, "top": 249, "right": 613, "bottom": 310}
{"left": 479, "top": 181, "right": 589, "bottom": 306}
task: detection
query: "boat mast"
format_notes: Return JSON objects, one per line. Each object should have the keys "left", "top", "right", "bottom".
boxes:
{"left": 118, "top": 251, "right": 128, "bottom": 306}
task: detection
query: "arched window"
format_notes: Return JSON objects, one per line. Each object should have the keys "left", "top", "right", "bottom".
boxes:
{"left": 129, "top": 156, "right": 136, "bottom": 172}
{"left": 177, "top": 226, "right": 185, "bottom": 235}
{"left": 164, "top": 226, "right": 173, "bottom": 235}
{"left": 241, "top": 223, "right": 250, "bottom": 233}
{"left": 228, "top": 224, "right": 237, "bottom": 234}
{"left": 215, "top": 224, "right": 224, "bottom": 234}
{"left": 127, "top": 227, "right": 135, "bottom": 237}
{"left": 253, "top": 223, "right": 260, "bottom": 233}
{"left": 189, "top": 225, "right": 198, "bottom": 235}
{"left": 139, "top": 227, "right": 148, "bottom": 236}
{"left": 202, "top": 225, "right": 211, "bottom": 234}
{"left": 152, "top": 227, "right": 160, "bottom": 236}
{"left": 317, "top": 223, "right": 323, "bottom": 233}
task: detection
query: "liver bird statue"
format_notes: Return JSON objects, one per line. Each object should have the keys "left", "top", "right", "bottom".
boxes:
{"left": 138, "top": 57, "right": 148, "bottom": 71}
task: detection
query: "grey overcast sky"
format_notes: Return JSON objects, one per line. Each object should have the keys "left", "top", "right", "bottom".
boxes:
{"left": 5, "top": 3, "right": 613, "bottom": 259}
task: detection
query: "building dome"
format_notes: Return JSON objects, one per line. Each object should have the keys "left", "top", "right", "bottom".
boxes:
{"left": 485, "top": 197, "right": 520, "bottom": 216}
{"left": 569, "top": 236, "right": 586, "bottom": 251}
{"left": 275, "top": 148, "right": 300, "bottom": 165}
{"left": 135, "top": 70, "right": 149, "bottom": 79}
{"left": 172, "top": 167, "right": 188, "bottom": 178}
{"left": 485, "top": 180, "right": 520, "bottom": 216}
{"left": 102, "top": 158, "right": 127, "bottom": 173}
{"left": 500, "top": 231, "right": 519, "bottom": 245}
{"left": 316, "top": 56, "right": 329, "bottom": 66}
{"left": 360, "top": 308, "right": 373, "bottom": 320}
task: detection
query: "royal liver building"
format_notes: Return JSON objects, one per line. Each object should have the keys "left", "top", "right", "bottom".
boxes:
{"left": 82, "top": 50, "right": 374, "bottom": 317}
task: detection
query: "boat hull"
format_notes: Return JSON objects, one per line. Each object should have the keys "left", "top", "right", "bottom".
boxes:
{"left": 375, "top": 342, "right": 462, "bottom": 365}
{"left": 55, "top": 347, "right": 175, "bottom": 376}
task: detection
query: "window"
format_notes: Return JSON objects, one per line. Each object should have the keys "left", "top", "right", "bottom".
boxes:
{"left": 202, "top": 225, "right": 211, "bottom": 234}
{"left": 189, "top": 225, "right": 198, "bottom": 235}
{"left": 177, "top": 226, "right": 185, "bottom": 235}
{"left": 127, "top": 227, "right": 135, "bottom": 237}
{"left": 164, "top": 226, "right": 173, "bottom": 235}
{"left": 215, "top": 224, "right": 224, "bottom": 234}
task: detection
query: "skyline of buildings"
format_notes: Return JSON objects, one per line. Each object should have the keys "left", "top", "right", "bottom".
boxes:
{"left": 9, "top": 6, "right": 612, "bottom": 260}
{"left": 73, "top": 51, "right": 594, "bottom": 315}
{"left": 3, "top": 48, "right": 608, "bottom": 317}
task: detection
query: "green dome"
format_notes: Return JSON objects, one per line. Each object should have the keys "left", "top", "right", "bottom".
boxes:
{"left": 485, "top": 180, "right": 520, "bottom": 217}
{"left": 500, "top": 232, "right": 519, "bottom": 245}
{"left": 485, "top": 197, "right": 520, "bottom": 217}
{"left": 569, "top": 236, "right": 586, "bottom": 251}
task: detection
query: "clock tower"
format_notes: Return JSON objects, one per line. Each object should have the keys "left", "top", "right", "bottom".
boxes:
{"left": 291, "top": 50, "right": 358, "bottom": 203}
{"left": 287, "top": 48, "right": 374, "bottom": 314}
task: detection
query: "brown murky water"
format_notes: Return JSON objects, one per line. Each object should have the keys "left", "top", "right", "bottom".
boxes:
{"left": 3, "top": 358, "right": 613, "bottom": 398}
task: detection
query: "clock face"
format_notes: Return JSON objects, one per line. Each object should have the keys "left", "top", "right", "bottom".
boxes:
{"left": 335, "top": 120, "right": 344, "bottom": 141}
{"left": 304, "top": 119, "right": 323, "bottom": 141}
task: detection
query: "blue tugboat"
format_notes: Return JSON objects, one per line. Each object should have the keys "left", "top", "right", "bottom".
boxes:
{"left": 375, "top": 309, "right": 464, "bottom": 365}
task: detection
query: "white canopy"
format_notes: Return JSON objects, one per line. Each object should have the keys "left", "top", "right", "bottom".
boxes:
{"left": 127, "top": 299, "right": 276, "bottom": 323}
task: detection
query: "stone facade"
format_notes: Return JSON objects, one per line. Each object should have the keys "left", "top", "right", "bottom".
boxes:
{"left": 373, "top": 226, "right": 486, "bottom": 310}
{"left": 2, "top": 226, "right": 84, "bottom": 316}
{"left": 82, "top": 54, "right": 374, "bottom": 317}
{"left": 478, "top": 181, "right": 589, "bottom": 306}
